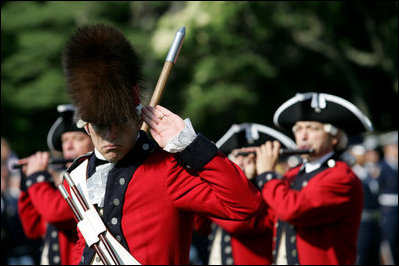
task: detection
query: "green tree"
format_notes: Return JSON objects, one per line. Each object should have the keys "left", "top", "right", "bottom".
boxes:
{"left": 2, "top": 1, "right": 397, "bottom": 157}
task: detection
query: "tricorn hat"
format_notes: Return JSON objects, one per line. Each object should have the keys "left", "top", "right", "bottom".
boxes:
{"left": 63, "top": 24, "right": 143, "bottom": 125}
{"left": 216, "top": 123, "right": 297, "bottom": 155}
{"left": 273, "top": 92, "right": 373, "bottom": 137}
{"left": 47, "top": 104, "right": 86, "bottom": 152}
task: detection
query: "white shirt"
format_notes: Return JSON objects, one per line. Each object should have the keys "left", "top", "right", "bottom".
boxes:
{"left": 304, "top": 151, "right": 334, "bottom": 173}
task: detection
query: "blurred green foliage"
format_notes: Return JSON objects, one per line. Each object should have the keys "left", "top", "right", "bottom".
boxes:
{"left": 1, "top": 1, "right": 398, "bottom": 157}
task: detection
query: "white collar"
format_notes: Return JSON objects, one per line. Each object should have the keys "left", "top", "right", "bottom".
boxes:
{"left": 94, "top": 147, "right": 107, "bottom": 161}
{"left": 304, "top": 151, "right": 334, "bottom": 173}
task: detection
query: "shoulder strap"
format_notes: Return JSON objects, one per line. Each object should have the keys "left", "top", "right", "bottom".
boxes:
{"left": 69, "top": 159, "right": 141, "bottom": 265}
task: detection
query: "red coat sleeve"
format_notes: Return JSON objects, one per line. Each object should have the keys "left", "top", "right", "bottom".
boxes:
{"left": 18, "top": 191, "right": 46, "bottom": 239}
{"left": 262, "top": 162, "right": 364, "bottom": 226}
{"left": 27, "top": 178, "right": 76, "bottom": 229}
{"left": 165, "top": 152, "right": 263, "bottom": 221}
{"left": 208, "top": 200, "right": 274, "bottom": 236}
{"left": 194, "top": 199, "right": 275, "bottom": 237}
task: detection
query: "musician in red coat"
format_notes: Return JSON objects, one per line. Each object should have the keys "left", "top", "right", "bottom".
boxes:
{"left": 17, "top": 104, "right": 94, "bottom": 265}
{"left": 62, "top": 24, "right": 263, "bottom": 265}
{"left": 253, "top": 92, "right": 374, "bottom": 265}
{"left": 194, "top": 123, "right": 299, "bottom": 265}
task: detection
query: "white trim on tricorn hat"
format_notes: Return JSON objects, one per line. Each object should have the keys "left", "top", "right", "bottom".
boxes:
{"left": 47, "top": 117, "right": 63, "bottom": 151}
{"left": 216, "top": 123, "right": 297, "bottom": 155}
{"left": 273, "top": 92, "right": 373, "bottom": 137}
{"left": 378, "top": 130, "right": 398, "bottom": 146}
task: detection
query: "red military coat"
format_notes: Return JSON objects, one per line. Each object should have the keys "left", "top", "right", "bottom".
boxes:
{"left": 18, "top": 172, "right": 78, "bottom": 265}
{"left": 71, "top": 133, "right": 263, "bottom": 265}
{"left": 261, "top": 159, "right": 364, "bottom": 265}
{"left": 194, "top": 204, "right": 274, "bottom": 265}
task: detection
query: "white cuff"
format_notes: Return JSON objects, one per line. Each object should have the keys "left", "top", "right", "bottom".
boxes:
{"left": 163, "top": 118, "right": 198, "bottom": 153}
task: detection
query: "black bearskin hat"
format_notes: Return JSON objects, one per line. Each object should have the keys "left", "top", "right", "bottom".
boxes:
{"left": 63, "top": 24, "right": 143, "bottom": 125}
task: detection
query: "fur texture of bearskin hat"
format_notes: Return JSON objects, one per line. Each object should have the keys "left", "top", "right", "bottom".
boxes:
{"left": 63, "top": 24, "right": 143, "bottom": 125}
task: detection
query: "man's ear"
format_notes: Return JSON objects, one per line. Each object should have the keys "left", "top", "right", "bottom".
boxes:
{"left": 84, "top": 124, "right": 91, "bottom": 136}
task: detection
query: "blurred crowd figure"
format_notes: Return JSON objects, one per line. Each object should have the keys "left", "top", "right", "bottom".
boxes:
{"left": 193, "top": 123, "right": 298, "bottom": 265}
{"left": 334, "top": 131, "right": 398, "bottom": 266}
{"left": 377, "top": 131, "right": 398, "bottom": 265}
{"left": 1, "top": 138, "right": 41, "bottom": 265}
{"left": 348, "top": 135, "right": 382, "bottom": 265}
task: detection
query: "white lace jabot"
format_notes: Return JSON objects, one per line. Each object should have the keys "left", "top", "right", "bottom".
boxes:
{"left": 87, "top": 149, "right": 114, "bottom": 207}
